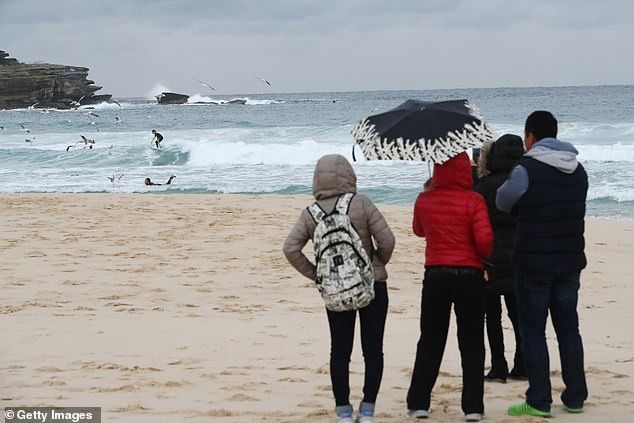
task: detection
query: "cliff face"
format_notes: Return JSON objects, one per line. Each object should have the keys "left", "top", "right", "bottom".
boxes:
{"left": 0, "top": 50, "right": 112, "bottom": 109}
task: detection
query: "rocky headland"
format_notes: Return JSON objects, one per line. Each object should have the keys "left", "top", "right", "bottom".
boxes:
{"left": 0, "top": 50, "right": 112, "bottom": 109}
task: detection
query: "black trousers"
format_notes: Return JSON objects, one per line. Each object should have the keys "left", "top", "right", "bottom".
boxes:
{"left": 326, "top": 281, "right": 389, "bottom": 407}
{"left": 486, "top": 293, "right": 522, "bottom": 371}
{"left": 406, "top": 268, "right": 486, "bottom": 414}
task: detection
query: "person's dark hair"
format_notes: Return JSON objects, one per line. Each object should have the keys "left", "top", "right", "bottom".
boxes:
{"left": 525, "top": 111, "right": 557, "bottom": 141}
{"left": 152, "top": 129, "right": 156, "bottom": 133}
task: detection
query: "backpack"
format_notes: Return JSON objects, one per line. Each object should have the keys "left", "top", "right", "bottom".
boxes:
{"left": 307, "top": 193, "right": 375, "bottom": 312}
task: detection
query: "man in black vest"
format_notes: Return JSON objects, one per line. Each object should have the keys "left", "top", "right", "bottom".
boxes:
{"left": 496, "top": 111, "right": 588, "bottom": 417}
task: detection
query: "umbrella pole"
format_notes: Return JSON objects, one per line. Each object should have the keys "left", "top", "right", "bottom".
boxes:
{"left": 427, "top": 162, "right": 431, "bottom": 178}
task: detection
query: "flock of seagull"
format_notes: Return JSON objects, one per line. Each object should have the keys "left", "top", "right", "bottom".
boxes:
{"left": 1, "top": 110, "right": 120, "bottom": 150}
{"left": 1, "top": 75, "right": 274, "bottom": 186}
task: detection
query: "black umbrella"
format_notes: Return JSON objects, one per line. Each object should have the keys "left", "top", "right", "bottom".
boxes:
{"left": 351, "top": 99, "right": 494, "bottom": 164}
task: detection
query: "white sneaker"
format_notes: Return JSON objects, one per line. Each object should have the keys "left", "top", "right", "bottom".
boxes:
{"left": 355, "top": 413, "right": 373, "bottom": 423}
{"left": 336, "top": 415, "right": 353, "bottom": 423}
{"left": 465, "top": 412, "right": 484, "bottom": 421}
{"left": 406, "top": 409, "right": 429, "bottom": 418}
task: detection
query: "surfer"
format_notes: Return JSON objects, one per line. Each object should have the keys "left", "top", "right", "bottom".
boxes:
{"left": 144, "top": 175, "right": 176, "bottom": 186}
{"left": 151, "top": 129, "right": 164, "bottom": 148}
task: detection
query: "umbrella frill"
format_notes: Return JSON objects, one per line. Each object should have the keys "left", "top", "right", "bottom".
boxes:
{"left": 351, "top": 118, "right": 494, "bottom": 164}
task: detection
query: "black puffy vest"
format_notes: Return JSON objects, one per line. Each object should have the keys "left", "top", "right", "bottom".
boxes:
{"left": 514, "top": 157, "right": 588, "bottom": 274}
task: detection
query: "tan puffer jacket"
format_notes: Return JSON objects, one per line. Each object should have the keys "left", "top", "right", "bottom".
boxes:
{"left": 283, "top": 154, "right": 395, "bottom": 281}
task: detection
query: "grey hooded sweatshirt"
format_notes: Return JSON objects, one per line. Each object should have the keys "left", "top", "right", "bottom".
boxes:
{"left": 496, "top": 138, "right": 580, "bottom": 212}
{"left": 282, "top": 154, "right": 395, "bottom": 281}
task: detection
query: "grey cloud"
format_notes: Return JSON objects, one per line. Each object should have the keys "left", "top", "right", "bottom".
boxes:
{"left": 1, "top": 0, "right": 632, "bottom": 96}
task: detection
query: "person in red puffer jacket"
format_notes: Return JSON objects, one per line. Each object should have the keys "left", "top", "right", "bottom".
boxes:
{"left": 406, "top": 152, "right": 493, "bottom": 422}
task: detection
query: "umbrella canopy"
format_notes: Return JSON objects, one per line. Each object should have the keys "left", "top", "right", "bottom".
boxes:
{"left": 351, "top": 99, "right": 494, "bottom": 163}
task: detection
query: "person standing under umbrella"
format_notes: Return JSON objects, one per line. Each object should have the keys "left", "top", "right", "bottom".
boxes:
{"left": 406, "top": 152, "right": 493, "bottom": 422}
{"left": 474, "top": 135, "right": 526, "bottom": 383}
{"left": 497, "top": 111, "right": 588, "bottom": 417}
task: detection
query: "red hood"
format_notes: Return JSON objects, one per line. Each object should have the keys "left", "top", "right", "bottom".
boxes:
{"left": 432, "top": 152, "right": 473, "bottom": 189}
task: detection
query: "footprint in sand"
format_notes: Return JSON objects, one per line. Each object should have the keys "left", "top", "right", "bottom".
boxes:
{"left": 112, "top": 405, "right": 149, "bottom": 413}
{"left": 297, "top": 401, "right": 324, "bottom": 408}
{"left": 90, "top": 384, "right": 139, "bottom": 393}
{"left": 35, "top": 367, "right": 64, "bottom": 373}
{"left": 277, "top": 365, "right": 309, "bottom": 371}
{"left": 277, "top": 377, "right": 307, "bottom": 383}
{"left": 228, "top": 393, "right": 260, "bottom": 401}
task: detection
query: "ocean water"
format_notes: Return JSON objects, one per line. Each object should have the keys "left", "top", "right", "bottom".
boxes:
{"left": 1, "top": 86, "right": 633, "bottom": 219}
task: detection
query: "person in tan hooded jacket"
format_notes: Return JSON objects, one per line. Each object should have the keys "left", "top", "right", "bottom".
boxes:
{"left": 283, "top": 154, "right": 395, "bottom": 423}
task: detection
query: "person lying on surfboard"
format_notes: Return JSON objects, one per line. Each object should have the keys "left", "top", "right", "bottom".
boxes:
{"left": 151, "top": 129, "right": 164, "bottom": 148}
{"left": 144, "top": 175, "right": 175, "bottom": 186}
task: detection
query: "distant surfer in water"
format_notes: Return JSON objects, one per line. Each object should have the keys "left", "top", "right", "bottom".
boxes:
{"left": 144, "top": 175, "right": 176, "bottom": 186}
{"left": 151, "top": 129, "right": 164, "bottom": 148}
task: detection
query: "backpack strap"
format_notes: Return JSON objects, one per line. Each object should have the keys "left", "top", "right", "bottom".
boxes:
{"left": 334, "top": 193, "right": 354, "bottom": 215}
{"left": 307, "top": 202, "right": 326, "bottom": 224}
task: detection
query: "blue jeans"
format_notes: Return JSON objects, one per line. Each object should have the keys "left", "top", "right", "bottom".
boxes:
{"left": 515, "top": 270, "right": 588, "bottom": 412}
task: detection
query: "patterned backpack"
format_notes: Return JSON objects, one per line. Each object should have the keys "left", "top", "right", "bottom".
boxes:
{"left": 307, "top": 193, "right": 375, "bottom": 311}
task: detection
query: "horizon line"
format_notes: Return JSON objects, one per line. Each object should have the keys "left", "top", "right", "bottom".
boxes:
{"left": 118, "top": 83, "right": 633, "bottom": 99}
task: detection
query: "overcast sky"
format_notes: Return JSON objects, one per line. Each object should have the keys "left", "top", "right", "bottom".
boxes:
{"left": 1, "top": 0, "right": 633, "bottom": 97}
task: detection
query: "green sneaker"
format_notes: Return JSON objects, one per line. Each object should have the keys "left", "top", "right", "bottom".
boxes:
{"left": 563, "top": 404, "right": 583, "bottom": 413}
{"left": 508, "top": 402, "right": 551, "bottom": 417}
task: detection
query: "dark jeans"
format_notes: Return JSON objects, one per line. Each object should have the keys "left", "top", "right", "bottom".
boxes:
{"left": 515, "top": 270, "right": 588, "bottom": 412}
{"left": 326, "top": 281, "right": 389, "bottom": 407}
{"left": 485, "top": 293, "right": 522, "bottom": 371}
{"left": 406, "top": 268, "right": 486, "bottom": 414}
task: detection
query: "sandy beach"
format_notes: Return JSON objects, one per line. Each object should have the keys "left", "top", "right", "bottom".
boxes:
{"left": 0, "top": 193, "right": 632, "bottom": 422}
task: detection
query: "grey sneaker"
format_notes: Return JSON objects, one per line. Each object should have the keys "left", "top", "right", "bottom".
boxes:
{"left": 336, "top": 404, "right": 354, "bottom": 423}
{"left": 355, "top": 401, "right": 374, "bottom": 423}
{"left": 406, "top": 409, "right": 429, "bottom": 418}
{"left": 465, "top": 412, "right": 484, "bottom": 421}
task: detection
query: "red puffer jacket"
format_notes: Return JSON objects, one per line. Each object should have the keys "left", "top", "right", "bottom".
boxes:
{"left": 413, "top": 152, "right": 493, "bottom": 269}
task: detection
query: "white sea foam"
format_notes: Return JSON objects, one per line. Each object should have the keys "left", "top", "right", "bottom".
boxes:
{"left": 147, "top": 84, "right": 172, "bottom": 99}
{"left": 244, "top": 98, "right": 285, "bottom": 105}
{"left": 577, "top": 143, "right": 634, "bottom": 162}
{"left": 490, "top": 122, "right": 634, "bottom": 143}
{"left": 78, "top": 102, "right": 129, "bottom": 111}
{"left": 187, "top": 94, "right": 221, "bottom": 104}
{"left": 181, "top": 138, "right": 348, "bottom": 166}
{"left": 186, "top": 94, "right": 284, "bottom": 105}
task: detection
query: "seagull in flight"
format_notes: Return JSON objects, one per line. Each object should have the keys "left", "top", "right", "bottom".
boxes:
{"left": 194, "top": 79, "right": 215, "bottom": 91}
{"left": 80, "top": 135, "right": 95, "bottom": 145}
{"left": 111, "top": 99, "right": 122, "bottom": 108}
{"left": 70, "top": 96, "right": 86, "bottom": 107}
{"left": 20, "top": 125, "right": 30, "bottom": 134}
{"left": 85, "top": 112, "right": 100, "bottom": 132}
{"left": 107, "top": 173, "right": 124, "bottom": 184}
{"left": 28, "top": 102, "right": 39, "bottom": 109}
{"left": 255, "top": 76, "right": 271, "bottom": 86}
{"left": 65, "top": 145, "right": 74, "bottom": 152}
